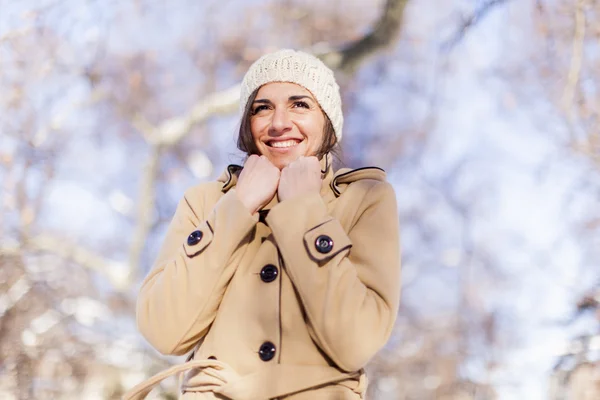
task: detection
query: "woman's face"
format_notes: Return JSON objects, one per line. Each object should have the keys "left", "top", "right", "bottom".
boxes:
{"left": 250, "top": 82, "right": 325, "bottom": 170}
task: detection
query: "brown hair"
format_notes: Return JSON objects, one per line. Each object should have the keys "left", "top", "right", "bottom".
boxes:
{"left": 237, "top": 88, "right": 339, "bottom": 160}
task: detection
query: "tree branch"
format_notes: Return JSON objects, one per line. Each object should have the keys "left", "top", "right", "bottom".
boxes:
{"left": 321, "top": 0, "right": 410, "bottom": 73}
{"left": 127, "top": 145, "right": 161, "bottom": 283}
{"left": 144, "top": 83, "right": 241, "bottom": 147}
{"left": 9, "top": 234, "right": 130, "bottom": 291}
{"left": 561, "top": 0, "right": 587, "bottom": 125}
{"left": 441, "top": 0, "right": 511, "bottom": 51}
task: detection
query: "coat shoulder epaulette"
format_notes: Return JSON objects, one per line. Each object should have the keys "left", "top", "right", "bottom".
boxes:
{"left": 330, "top": 166, "right": 386, "bottom": 197}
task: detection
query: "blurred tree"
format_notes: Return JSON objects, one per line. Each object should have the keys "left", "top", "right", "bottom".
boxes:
{"left": 1, "top": 0, "right": 567, "bottom": 399}
{"left": 524, "top": 0, "right": 600, "bottom": 397}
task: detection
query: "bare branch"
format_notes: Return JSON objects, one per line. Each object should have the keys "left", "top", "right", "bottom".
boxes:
{"left": 441, "top": 0, "right": 511, "bottom": 51}
{"left": 561, "top": 0, "right": 587, "bottom": 124}
{"left": 8, "top": 234, "right": 129, "bottom": 291}
{"left": 158, "top": 84, "right": 241, "bottom": 147}
{"left": 321, "top": 0, "right": 410, "bottom": 73}
{"left": 143, "top": 83, "right": 241, "bottom": 147}
{"left": 127, "top": 145, "right": 161, "bottom": 283}
{"left": 0, "top": 275, "right": 32, "bottom": 318}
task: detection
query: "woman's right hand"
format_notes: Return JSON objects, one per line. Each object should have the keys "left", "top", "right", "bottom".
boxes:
{"left": 235, "top": 155, "right": 280, "bottom": 215}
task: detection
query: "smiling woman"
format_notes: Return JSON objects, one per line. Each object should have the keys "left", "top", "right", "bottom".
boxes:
{"left": 126, "top": 49, "right": 402, "bottom": 400}
{"left": 237, "top": 82, "right": 337, "bottom": 170}
{"left": 238, "top": 89, "right": 337, "bottom": 171}
{"left": 251, "top": 84, "right": 325, "bottom": 163}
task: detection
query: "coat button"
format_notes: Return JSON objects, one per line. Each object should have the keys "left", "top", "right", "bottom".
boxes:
{"left": 260, "top": 265, "right": 278, "bottom": 283}
{"left": 315, "top": 235, "right": 334, "bottom": 254}
{"left": 187, "top": 230, "right": 203, "bottom": 246}
{"left": 258, "top": 341, "right": 276, "bottom": 362}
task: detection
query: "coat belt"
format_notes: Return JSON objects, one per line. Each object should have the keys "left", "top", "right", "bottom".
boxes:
{"left": 122, "top": 359, "right": 366, "bottom": 400}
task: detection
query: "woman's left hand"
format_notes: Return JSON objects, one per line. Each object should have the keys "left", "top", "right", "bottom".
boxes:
{"left": 278, "top": 156, "right": 322, "bottom": 202}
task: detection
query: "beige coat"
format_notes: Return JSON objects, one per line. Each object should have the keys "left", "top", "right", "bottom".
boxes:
{"left": 130, "top": 156, "right": 401, "bottom": 400}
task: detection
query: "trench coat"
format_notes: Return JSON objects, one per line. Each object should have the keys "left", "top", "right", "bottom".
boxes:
{"left": 128, "top": 155, "right": 401, "bottom": 400}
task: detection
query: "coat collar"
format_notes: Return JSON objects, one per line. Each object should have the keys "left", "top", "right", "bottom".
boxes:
{"left": 329, "top": 166, "right": 386, "bottom": 196}
{"left": 217, "top": 153, "right": 386, "bottom": 202}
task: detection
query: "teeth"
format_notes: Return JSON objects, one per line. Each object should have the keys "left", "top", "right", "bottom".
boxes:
{"left": 270, "top": 140, "right": 299, "bottom": 148}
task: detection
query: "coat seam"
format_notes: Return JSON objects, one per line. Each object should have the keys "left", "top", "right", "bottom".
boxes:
{"left": 183, "top": 194, "right": 200, "bottom": 222}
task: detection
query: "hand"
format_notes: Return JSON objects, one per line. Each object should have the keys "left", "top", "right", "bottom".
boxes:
{"left": 278, "top": 156, "right": 322, "bottom": 202}
{"left": 236, "top": 155, "right": 280, "bottom": 214}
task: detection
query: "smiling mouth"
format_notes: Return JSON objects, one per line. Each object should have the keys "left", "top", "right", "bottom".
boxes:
{"left": 267, "top": 139, "right": 302, "bottom": 148}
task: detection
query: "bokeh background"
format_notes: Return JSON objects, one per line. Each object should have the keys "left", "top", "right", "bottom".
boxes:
{"left": 1, "top": 0, "right": 599, "bottom": 399}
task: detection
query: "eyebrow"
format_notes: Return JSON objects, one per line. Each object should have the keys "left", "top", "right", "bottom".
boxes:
{"left": 289, "top": 95, "right": 313, "bottom": 101}
{"left": 253, "top": 95, "right": 315, "bottom": 104}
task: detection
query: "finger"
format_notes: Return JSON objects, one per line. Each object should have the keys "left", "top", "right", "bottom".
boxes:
{"left": 259, "top": 155, "right": 275, "bottom": 168}
{"left": 245, "top": 154, "right": 258, "bottom": 168}
{"left": 285, "top": 158, "right": 296, "bottom": 168}
{"left": 271, "top": 165, "right": 281, "bottom": 177}
{"left": 264, "top": 157, "right": 277, "bottom": 168}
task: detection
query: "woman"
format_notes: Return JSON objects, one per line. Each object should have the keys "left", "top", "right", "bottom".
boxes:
{"left": 125, "top": 49, "right": 401, "bottom": 400}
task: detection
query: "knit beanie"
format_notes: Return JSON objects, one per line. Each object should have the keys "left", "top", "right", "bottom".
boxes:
{"left": 240, "top": 49, "right": 344, "bottom": 142}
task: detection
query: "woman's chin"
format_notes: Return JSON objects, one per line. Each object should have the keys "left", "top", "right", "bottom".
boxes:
{"left": 272, "top": 156, "right": 294, "bottom": 170}
{"left": 264, "top": 145, "right": 307, "bottom": 168}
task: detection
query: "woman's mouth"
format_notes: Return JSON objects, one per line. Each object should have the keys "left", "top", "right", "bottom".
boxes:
{"left": 267, "top": 139, "right": 301, "bottom": 148}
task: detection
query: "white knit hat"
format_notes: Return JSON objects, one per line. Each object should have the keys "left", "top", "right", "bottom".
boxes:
{"left": 240, "top": 49, "right": 344, "bottom": 141}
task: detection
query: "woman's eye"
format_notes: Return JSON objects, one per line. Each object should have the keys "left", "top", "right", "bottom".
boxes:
{"left": 252, "top": 105, "right": 269, "bottom": 114}
{"left": 293, "top": 101, "right": 310, "bottom": 109}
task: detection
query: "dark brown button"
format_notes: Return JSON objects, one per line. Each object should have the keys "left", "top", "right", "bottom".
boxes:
{"left": 258, "top": 341, "right": 276, "bottom": 361}
{"left": 315, "top": 235, "right": 333, "bottom": 254}
{"left": 187, "top": 230, "right": 203, "bottom": 246}
{"left": 208, "top": 356, "right": 217, "bottom": 360}
{"left": 260, "top": 265, "right": 278, "bottom": 283}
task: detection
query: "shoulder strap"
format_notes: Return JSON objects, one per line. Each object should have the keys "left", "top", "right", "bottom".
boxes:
{"left": 331, "top": 166, "right": 386, "bottom": 196}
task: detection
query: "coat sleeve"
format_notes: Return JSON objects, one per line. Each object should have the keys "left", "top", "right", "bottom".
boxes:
{"left": 265, "top": 181, "right": 401, "bottom": 372}
{"left": 136, "top": 186, "right": 258, "bottom": 356}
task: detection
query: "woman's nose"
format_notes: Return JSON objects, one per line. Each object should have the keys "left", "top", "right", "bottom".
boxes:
{"left": 269, "top": 107, "right": 292, "bottom": 134}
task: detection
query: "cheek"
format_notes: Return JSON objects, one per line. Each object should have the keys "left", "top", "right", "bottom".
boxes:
{"left": 307, "top": 117, "right": 325, "bottom": 144}
{"left": 250, "top": 119, "right": 263, "bottom": 141}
